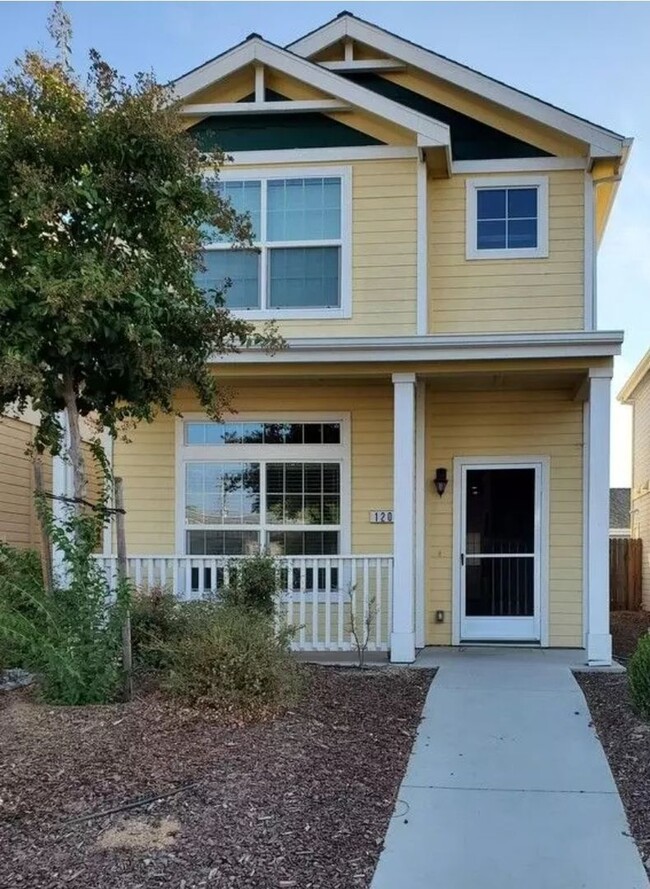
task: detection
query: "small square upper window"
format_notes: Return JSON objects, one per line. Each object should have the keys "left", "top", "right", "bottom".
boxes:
{"left": 466, "top": 177, "right": 548, "bottom": 260}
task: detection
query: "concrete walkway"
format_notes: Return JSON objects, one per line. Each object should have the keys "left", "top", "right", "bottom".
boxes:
{"left": 372, "top": 647, "right": 649, "bottom": 889}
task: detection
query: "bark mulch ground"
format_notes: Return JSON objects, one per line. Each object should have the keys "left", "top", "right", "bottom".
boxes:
{"left": 576, "top": 610, "right": 650, "bottom": 875}
{"left": 0, "top": 666, "right": 433, "bottom": 889}
{"left": 611, "top": 610, "right": 650, "bottom": 662}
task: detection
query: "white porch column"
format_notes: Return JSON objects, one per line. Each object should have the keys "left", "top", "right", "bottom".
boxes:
{"left": 391, "top": 373, "right": 417, "bottom": 663}
{"left": 585, "top": 369, "right": 612, "bottom": 665}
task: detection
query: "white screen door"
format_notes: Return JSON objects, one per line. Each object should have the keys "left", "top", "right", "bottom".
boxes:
{"left": 459, "top": 463, "right": 542, "bottom": 642}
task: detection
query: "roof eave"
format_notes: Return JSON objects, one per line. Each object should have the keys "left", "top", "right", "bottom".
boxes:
{"left": 288, "top": 13, "right": 628, "bottom": 160}
{"left": 211, "top": 331, "right": 624, "bottom": 366}
{"left": 171, "top": 35, "right": 451, "bottom": 154}
{"left": 618, "top": 347, "right": 650, "bottom": 403}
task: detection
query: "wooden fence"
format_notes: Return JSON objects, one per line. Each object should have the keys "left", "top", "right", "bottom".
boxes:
{"left": 610, "top": 538, "right": 643, "bottom": 610}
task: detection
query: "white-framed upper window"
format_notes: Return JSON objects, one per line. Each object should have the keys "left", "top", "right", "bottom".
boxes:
{"left": 176, "top": 413, "right": 351, "bottom": 559}
{"left": 198, "top": 167, "right": 352, "bottom": 320}
{"left": 465, "top": 176, "right": 549, "bottom": 260}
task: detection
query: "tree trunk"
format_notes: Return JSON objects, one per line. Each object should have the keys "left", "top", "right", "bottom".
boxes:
{"left": 33, "top": 460, "right": 54, "bottom": 595}
{"left": 115, "top": 477, "right": 133, "bottom": 701}
{"left": 61, "top": 373, "right": 86, "bottom": 505}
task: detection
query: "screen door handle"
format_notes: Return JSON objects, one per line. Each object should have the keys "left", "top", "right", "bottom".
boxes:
{"left": 460, "top": 553, "right": 465, "bottom": 567}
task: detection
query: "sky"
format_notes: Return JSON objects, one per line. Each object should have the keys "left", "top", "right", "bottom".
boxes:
{"left": 1, "top": 1, "right": 648, "bottom": 485}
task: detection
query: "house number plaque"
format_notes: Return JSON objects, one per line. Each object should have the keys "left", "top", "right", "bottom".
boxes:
{"left": 369, "top": 510, "right": 393, "bottom": 524}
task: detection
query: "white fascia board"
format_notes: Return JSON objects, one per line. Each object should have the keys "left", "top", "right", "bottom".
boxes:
{"left": 180, "top": 100, "right": 351, "bottom": 116}
{"left": 320, "top": 59, "right": 406, "bottom": 72}
{"left": 212, "top": 331, "right": 624, "bottom": 365}
{"left": 453, "top": 157, "right": 587, "bottom": 174}
{"left": 289, "top": 17, "right": 625, "bottom": 158}
{"left": 227, "top": 146, "right": 418, "bottom": 165}
{"left": 172, "top": 37, "right": 450, "bottom": 150}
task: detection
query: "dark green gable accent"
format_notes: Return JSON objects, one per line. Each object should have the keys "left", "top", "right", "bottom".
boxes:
{"left": 344, "top": 73, "right": 552, "bottom": 161}
{"left": 188, "top": 92, "right": 384, "bottom": 152}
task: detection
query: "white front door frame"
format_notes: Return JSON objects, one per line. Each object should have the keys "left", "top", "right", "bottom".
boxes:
{"left": 452, "top": 455, "right": 550, "bottom": 647}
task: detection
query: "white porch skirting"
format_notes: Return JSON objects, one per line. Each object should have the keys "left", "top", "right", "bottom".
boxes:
{"left": 94, "top": 554, "right": 393, "bottom": 653}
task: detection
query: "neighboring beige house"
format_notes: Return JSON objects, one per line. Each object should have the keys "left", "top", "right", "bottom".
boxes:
{"left": 79, "top": 13, "right": 629, "bottom": 664}
{"left": 619, "top": 349, "right": 650, "bottom": 610}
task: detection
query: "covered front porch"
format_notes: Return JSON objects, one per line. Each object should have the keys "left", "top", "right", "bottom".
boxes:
{"left": 89, "top": 334, "right": 620, "bottom": 664}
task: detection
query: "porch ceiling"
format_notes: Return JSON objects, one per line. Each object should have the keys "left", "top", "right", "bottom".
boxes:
{"left": 207, "top": 357, "right": 605, "bottom": 394}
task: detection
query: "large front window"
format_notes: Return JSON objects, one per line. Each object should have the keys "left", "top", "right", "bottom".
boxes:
{"left": 181, "top": 419, "right": 347, "bottom": 557}
{"left": 196, "top": 170, "right": 350, "bottom": 318}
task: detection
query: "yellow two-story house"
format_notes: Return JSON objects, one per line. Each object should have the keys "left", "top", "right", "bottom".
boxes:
{"left": 90, "top": 12, "right": 630, "bottom": 664}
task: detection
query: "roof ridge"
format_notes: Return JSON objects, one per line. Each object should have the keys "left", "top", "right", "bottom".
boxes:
{"left": 287, "top": 10, "right": 625, "bottom": 141}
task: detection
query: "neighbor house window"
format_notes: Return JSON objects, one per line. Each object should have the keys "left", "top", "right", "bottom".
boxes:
{"left": 180, "top": 418, "right": 348, "bottom": 559}
{"left": 465, "top": 176, "right": 548, "bottom": 260}
{"left": 197, "top": 169, "right": 351, "bottom": 318}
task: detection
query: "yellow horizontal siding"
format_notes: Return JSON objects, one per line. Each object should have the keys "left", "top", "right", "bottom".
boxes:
{"left": 428, "top": 170, "right": 585, "bottom": 334}
{"left": 425, "top": 387, "right": 584, "bottom": 647}
{"left": 113, "top": 381, "right": 394, "bottom": 556}
{"left": 0, "top": 417, "right": 52, "bottom": 553}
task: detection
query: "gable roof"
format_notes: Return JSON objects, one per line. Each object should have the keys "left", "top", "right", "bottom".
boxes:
{"left": 288, "top": 11, "right": 629, "bottom": 159}
{"left": 171, "top": 34, "right": 451, "bottom": 153}
{"left": 610, "top": 488, "right": 631, "bottom": 529}
{"left": 618, "top": 348, "right": 650, "bottom": 403}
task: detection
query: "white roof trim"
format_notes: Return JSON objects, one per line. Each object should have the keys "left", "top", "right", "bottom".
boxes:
{"left": 172, "top": 37, "right": 450, "bottom": 149}
{"left": 212, "top": 331, "right": 624, "bottom": 365}
{"left": 618, "top": 347, "right": 650, "bottom": 403}
{"left": 180, "top": 99, "right": 352, "bottom": 116}
{"left": 288, "top": 15, "right": 626, "bottom": 158}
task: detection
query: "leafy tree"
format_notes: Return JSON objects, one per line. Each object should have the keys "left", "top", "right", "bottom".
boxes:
{"left": 0, "top": 3, "right": 279, "bottom": 502}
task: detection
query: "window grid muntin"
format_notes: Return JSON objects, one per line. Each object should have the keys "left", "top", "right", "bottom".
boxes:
{"left": 201, "top": 175, "right": 343, "bottom": 311}
{"left": 476, "top": 186, "right": 538, "bottom": 251}
{"left": 185, "top": 462, "right": 260, "bottom": 526}
{"left": 185, "top": 421, "right": 341, "bottom": 446}
{"left": 184, "top": 458, "right": 343, "bottom": 556}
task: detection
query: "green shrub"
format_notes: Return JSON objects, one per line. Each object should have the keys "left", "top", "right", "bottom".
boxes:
{"left": 130, "top": 586, "right": 182, "bottom": 670}
{"left": 628, "top": 632, "right": 650, "bottom": 720}
{"left": 0, "top": 543, "right": 45, "bottom": 670}
{"left": 0, "top": 511, "right": 129, "bottom": 705}
{"left": 163, "top": 604, "right": 301, "bottom": 715}
{"left": 221, "top": 553, "right": 278, "bottom": 616}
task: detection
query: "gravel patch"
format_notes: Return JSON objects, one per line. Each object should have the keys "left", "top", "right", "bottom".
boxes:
{"left": 0, "top": 665, "right": 433, "bottom": 889}
{"left": 573, "top": 613, "right": 650, "bottom": 871}
{"left": 577, "top": 672, "right": 650, "bottom": 874}
{"left": 611, "top": 610, "right": 650, "bottom": 662}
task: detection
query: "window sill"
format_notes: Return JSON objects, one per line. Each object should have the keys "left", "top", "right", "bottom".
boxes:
{"left": 466, "top": 247, "right": 549, "bottom": 261}
{"left": 230, "top": 308, "right": 351, "bottom": 321}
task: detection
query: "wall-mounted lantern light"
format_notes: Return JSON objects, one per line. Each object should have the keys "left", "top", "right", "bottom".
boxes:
{"left": 433, "top": 467, "right": 448, "bottom": 497}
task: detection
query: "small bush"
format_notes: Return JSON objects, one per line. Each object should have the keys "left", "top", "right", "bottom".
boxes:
{"left": 0, "top": 543, "right": 45, "bottom": 670}
{"left": 0, "top": 512, "right": 129, "bottom": 705}
{"left": 221, "top": 553, "right": 278, "bottom": 615}
{"left": 163, "top": 604, "right": 301, "bottom": 715}
{"left": 628, "top": 632, "right": 650, "bottom": 720}
{"left": 131, "top": 586, "right": 182, "bottom": 670}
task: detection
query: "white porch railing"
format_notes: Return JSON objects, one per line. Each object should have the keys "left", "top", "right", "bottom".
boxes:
{"left": 94, "top": 554, "right": 393, "bottom": 652}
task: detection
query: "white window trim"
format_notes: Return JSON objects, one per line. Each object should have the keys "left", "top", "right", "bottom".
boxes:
{"left": 175, "top": 412, "right": 352, "bottom": 556}
{"left": 465, "top": 175, "right": 549, "bottom": 261}
{"left": 203, "top": 166, "right": 352, "bottom": 320}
